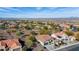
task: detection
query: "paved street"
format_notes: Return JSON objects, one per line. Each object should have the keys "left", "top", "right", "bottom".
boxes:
{"left": 54, "top": 41, "right": 79, "bottom": 51}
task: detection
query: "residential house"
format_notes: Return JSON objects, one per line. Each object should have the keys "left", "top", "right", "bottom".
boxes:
{"left": 35, "top": 35, "right": 56, "bottom": 50}
{"left": 0, "top": 39, "right": 22, "bottom": 51}
{"left": 35, "top": 35, "right": 52, "bottom": 46}
{"left": 51, "top": 32, "right": 69, "bottom": 44}
{"left": 0, "top": 41, "right": 6, "bottom": 51}
{"left": 8, "top": 22, "right": 17, "bottom": 28}
{"left": 60, "top": 24, "right": 70, "bottom": 31}
{"left": 20, "top": 23, "right": 27, "bottom": 27}
{"left": 70, "top": 25, "right": 77, "bottom": 32}
{"left": 69, "top": 36, "right": 76, "bottom": 42}
{"left": 51, "top": 31, "right": 76, "bottom": 44}
{"left": 32, "top": 29, "right": 40, "bottom": 35}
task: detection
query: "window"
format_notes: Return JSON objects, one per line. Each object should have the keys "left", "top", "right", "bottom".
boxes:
{"left": 57, "top": 36, "right": 62, "bottom": 38}
{"left": 44, "top": 42, "right": 48, "bottom": 45}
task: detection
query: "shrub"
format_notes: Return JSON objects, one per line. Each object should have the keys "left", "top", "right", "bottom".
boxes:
{"left": 75, "top": 32, "right": 79, "bottom": 41}
{"left": 65, "top": 30, "right": 74, "bottom": 36}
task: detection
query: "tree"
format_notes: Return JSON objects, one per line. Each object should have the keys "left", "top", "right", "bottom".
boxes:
{"left": 0, "top": 25, "right": 6, "bottom": 29}
{"left": 65, "top": 30, "right": 74, "bottom": 36}
{"left": 25, "top": 38, "right": 33, "bottom": 48}
{"left": 31, "top": 31, "right": 38, "bottom": 35}
{"left": 24, "top": 36, "right": 34, "bottom": 48}
{"left": 43, "top": 26, "right": 48, "bottom": 30}
{"left": 75, "top": 32, "right": 79, "bottom": 41}
{"left": 29, "top": 35, "right": 37, "bottom": 42}
{"left": 25, "top": 25, "right": 33, "bottom": 30}
{"left": 16, "top": 31, "right": 23, "bottom": 36}
{"left": 77, "top": 27, "right": 79, "bottom": 31}
{"left": 11, "top": 29, "right": 16, "bottom": 32}
{"left": 40, "top": 29, "right": 49, "bottom": 34}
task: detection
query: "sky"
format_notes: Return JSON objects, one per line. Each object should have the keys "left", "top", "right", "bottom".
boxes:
{"left": 0, "top": 7, "right": 79, "bottom": 18}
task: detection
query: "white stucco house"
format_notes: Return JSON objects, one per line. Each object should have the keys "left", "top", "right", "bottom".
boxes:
{"left": 51, "top": 31, "right": 76, "bottom": 44}
{"left": 69, "top": 36, "right": 76, "bottom": 42}
{"left": 35, "top": 32, "right": 76, "bottom": 50}
{"left": 35, "top": 35, "right": 56, "bottom": 50}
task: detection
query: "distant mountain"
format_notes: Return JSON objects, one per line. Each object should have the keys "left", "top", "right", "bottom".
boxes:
{"left": 0, "top": 17, "right": 79, "bottom": 21}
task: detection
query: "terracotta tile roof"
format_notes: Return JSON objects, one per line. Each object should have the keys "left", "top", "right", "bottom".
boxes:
{"left": 55, "top": 31, "right": 65, "bottom": 36}
{"left": 35, "top": 35, "right": 51, "bottom": 43}
{"left": 73, "top": 24, "right": 79, "bottom": 27}
{"left": 24, "top": 30, "right": 31, "bottom": 35}
{"left": 0, "top": 39, "right": 21, "bottom": 49}
{"left": 60, "top": 24, "right": 70, "bottom": 28}
{"left": 0, "top": 41, "right": 2, "bottom": 46}
{"left": 51, "top": 31, "right": 66, "bottom": 38}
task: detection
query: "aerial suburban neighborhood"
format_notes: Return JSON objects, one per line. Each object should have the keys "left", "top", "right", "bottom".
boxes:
{"left": 0, "top": 19, "right": 79, "bottom": 51}
{"left": 0, "top": 7, "right": 79, "bottom": 51}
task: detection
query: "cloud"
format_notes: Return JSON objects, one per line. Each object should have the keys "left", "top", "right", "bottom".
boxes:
{"left": 0, "top": 8, "right": 9, "bottom": 13}
{"left": 0, "top": 7, "right": 79, "bottom": 18}
{"left": 3, "top": 7, "right": 22, "bottom": 12}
